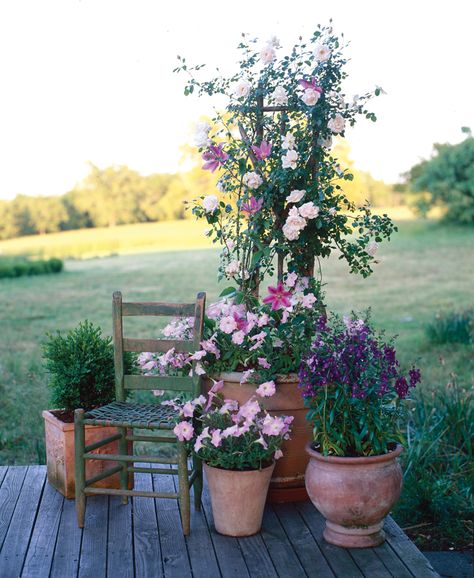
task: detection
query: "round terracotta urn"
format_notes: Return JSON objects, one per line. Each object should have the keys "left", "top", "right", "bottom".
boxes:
{"left": 204, "top": 462, "right": 275, "bottom": 536}
{"left": 305, "top": 443, "right": 403, "bottom": 548}
{"left": 204, "top": 372, "right": 312, "bottom": 503}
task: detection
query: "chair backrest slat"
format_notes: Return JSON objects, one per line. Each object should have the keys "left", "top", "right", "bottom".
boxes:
{"left": 124, "top": 375, "right": 194, "bottom": 392}
{"left": 122, "top": 302, "right": 195, "bottom": 317}
{"left": 123, "top": 337, "right": 194, "bottom": 354}
{"left": 112, "top": 291, "right": 206, "bottom": 400}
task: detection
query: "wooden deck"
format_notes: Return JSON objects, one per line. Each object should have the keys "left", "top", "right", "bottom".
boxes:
{"left": 0, "top": 465, "right": 439, "bottom": 578}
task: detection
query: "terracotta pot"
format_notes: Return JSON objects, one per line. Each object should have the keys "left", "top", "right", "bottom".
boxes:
{"left": 204, "top": 462, "right": 275, "bottom": 536}
{"left": 305, "top": 442, "right": 403, "bottom": 548}
{"left": 204, "top": 372, "right": 312, "bottom": 503}
{"left": 43, "top": 410, "right": 133, "bottom": 499}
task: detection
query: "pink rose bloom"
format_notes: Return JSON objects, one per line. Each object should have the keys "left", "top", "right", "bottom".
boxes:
{"left": 232, "top": 330, "right": 246, "bottom": 345}
{"left": 256, "top": 380, "right": 276, "bottom": 397}
{"left": 211, "top": 429, "right": 222, "bottom": 447}
{"left": 173, "top": 421, "right": 194, "bottom": 442}
{"left": 299, "top": 202, "right": 319, "bottom": 219}
{"left": 220, "top": 315, "right": 238, "bottom": 334}
{"left": 285, "top": 272, "right": 298, "bottom": 288}
{"left": 301, "top": 88, "right": 321, "bottom": 106}
{"left": 258, "top": 357, "right": 271, "bottom": 369}
{"left": 301, "top": 293, "right": 317, "bottom": 308}
{"left": 286, "top": 189, "right": 306, "bottom": 204}
{"left": 260, "top": 45, "right": 276, "bottom": 65}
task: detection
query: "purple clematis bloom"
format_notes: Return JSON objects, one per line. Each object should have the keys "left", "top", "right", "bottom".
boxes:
{"left": 241, "top": 196, "right": 263, "bottom": 216}
{"left": 263, "top": 282, "right": 292, "bottom": 311}
{"left": 299, "top": 77, "right": 323, "bottom": 94}
{"left": 202, "top": 143, "right": 229, "bottom": 172}
{"left": 251, "top": 140, "right": 272, "bottom": 161}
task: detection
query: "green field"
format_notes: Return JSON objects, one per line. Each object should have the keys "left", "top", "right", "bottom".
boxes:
{"left": 1, "top": 217, "right": 472, "bottom": 466}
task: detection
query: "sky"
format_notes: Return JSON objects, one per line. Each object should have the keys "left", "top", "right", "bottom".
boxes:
{"left": 0, "top": 0, "right": 472, "bottom": 200}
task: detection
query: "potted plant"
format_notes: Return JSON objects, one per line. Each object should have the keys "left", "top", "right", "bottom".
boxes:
{"left": 42, "top": 321, "right": 135, "bottom": 498}
{"left": 299, "top": 313, "right": 422, "bottom": 548}
{"left": 173, "top": 26, "right": 397, "bottom": 500}
{"left": 170, "top": 381, "right": 293, "bottom": 536}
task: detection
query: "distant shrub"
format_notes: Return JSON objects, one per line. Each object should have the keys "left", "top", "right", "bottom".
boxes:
{"left": 42, "top": 321, "right": 136, "bottom": 412}
{"left": 0, "top": 256, "right": 64, "bottom": 279}
{"left": 393, "top": 381, "right": 473, "bottom": 549}
{"left": 426, "top": 309, "right": 473, "bottom": 345}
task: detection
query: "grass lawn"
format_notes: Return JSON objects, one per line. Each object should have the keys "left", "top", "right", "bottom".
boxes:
{"left": 0, "top": 217, "right": 472, "bottom": 548}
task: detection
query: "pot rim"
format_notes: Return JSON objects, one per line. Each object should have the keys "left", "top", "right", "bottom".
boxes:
{"left": 305, "top": 442, "right": 403, "bottom": 464}
{"left": 211, "top": 371, "right": 298, "bottom": 384}
{"left": 203, "top": 461, "right": 275, "bottom": 474}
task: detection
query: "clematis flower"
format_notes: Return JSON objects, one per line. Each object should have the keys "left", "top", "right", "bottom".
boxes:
{"left": 202, "top": 143, "right": 229, "bottom": 172}
{"left": 299, "top": 77, "right": 323, "bottom": 94}
{"left": 241, "top": 196, "right": 263, "bottom": 216}
{"left": 263, "top": 282, "right": 292, "bottom": 310}
{"left": 251, "top": 140, "right": 272, "bottom": 161}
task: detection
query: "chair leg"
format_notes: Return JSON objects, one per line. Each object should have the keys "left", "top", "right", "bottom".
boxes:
{"left": 118, "top": 427, "right": 129, "bottom": 504}
{"left": 74, "top": 409, "right": 86, "bottom": 528}
{"left": 177, "top": 441, "right": 190, "bottom": 536}
{"left": 193, "top": 455, "right": 203, "bottom": 511}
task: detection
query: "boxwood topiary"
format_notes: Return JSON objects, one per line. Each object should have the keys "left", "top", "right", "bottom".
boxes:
{"left": 42, "top": 320, "right": 135, "bottom": 412}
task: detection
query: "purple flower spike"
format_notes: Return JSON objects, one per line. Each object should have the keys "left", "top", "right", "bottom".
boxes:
{"left": 241, "top": 196, "right": 263, "bottom": 216}
{"left": 251, "top": 140, "right": 272, "bottom": 161}
{"left": 202, "top": 143, "right": 229, "bottom": 172}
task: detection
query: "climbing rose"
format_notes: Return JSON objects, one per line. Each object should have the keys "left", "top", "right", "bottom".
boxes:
{"left": 243, "top": 171, "right": 263, "bottom": 189}
{"left": 286, "top": 189, "right": 305, "bottom": 203}
{"left": 234, "top": 80, "right": 251, "bottom": 98}
{"left": 202, "top": 194, "right": 218, "bottom": 213}
{"left": 328, "top": 113, "right": 346, "bottom": 134}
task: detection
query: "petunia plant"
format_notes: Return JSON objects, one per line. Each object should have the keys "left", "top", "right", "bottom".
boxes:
{"left": 175, "top": 24, "right": 397, "bottom": 298}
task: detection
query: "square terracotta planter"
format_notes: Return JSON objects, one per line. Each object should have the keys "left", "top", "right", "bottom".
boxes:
{"left": 43, "top": 410, "right": 133, "bottom": 499}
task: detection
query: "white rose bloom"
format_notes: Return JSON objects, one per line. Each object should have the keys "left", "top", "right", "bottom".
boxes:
{"left": 286, "top": 189, "right": 306, "bottom": 203}
{"left": 216, "top": 179, "right": 225, "bottom": 193}
{"left": 260, "top": 45, "right": 276, "bottom": 65}
{"left": 298, "top": 202, "right": 319, "bottom": 219}
{"left": 281, "top": 133, "right": 296, "bottom": 150}
{"left": 366, "top": 241, "right": 379, "bottom": 257}
{"left": 234, "top": 80, "right": 251, "bottom": 98}
{"left": 282, "top": 223, "right": 301, "bottom": 241}
{"left": 328, "top": 207, "right": 337, "bottom": 216}
{"left": 194, "top": 121, "right": 211, "bottom": 147}
{"left": 301, "top": 88, "right": 320, "bottom": 106}
{"left": 272, "top": 86, "right": 288, "bottom": 105}
{"left": 242, "top": 171, "right": 263, "bottom": 189}
{"left": 285, "top": 208, "right": 307, "bottom": 234}
{"left": 328, "top": 113, "right": 346, "bottom": 134}
{"left": 225, "top": 260, "right": 240, "bottom": 276}
{"left": 202, "top": 194, "right": 219, "bottom": 213}
{"left": 282, "top": 149, "right": 298, "bottom": 169}
{"left": 268, "top": 36, "right": 281, "bottom": 49}
{"left": 314, "top": 43, "right": 331, "bottom": 62}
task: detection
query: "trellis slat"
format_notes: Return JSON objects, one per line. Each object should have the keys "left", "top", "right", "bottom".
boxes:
{"left": 122, "top": 302, "right": 195, "bottom": 317}
{"left": 124, "top": 374, "right": 194, "bottom": 391}
{"left": 123, "top": 337, "right": 194, "bottom": 353}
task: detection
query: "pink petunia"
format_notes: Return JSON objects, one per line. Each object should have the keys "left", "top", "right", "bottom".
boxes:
{"left": 211, "top": 429, "right": 223, "bottom": 447}
{"left": 238, "top": 399, "right": 261, "bottom": 421}
{"left": 173, "top": 421, "right": 194, "bottom": 442}
{"left": 256, "top": 380, "right": 276, "bottom": 397}
{"left": 274, "top": 449, "right": 284, "bottom": 460}
{"left": 202, "top": 143, "right": 229, "bottom": 172}
{"left": 181, "top": 401, "right": 195, "bottom": 418}
{"left": 263, "top": 282, "right": 292, "bottom": 310}
{"left": 241, "top": 196, "right": 264, "bottom": 216}
{"left": 258, "top": 357, "right": 271, "bottom": 369}
{"left": 251, "top": 140, "right": 272, "bottom": 161}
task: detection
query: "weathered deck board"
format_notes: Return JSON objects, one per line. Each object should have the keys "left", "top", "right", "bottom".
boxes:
{"left": 0, "top": 466, "right": 439, "bottom": 578}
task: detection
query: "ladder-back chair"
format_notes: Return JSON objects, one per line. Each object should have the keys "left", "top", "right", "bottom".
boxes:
{"left": 74, "top": 290, "right": 206, "bottom": 535}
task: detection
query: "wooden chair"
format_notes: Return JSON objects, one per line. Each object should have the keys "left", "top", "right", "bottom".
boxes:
{"left": 74, "top": 290, "right": 206, "bottom": 535}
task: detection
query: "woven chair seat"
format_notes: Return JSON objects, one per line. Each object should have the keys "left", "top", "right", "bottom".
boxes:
{"left": 85, "top": 401, "right": 177, "bottom": 429}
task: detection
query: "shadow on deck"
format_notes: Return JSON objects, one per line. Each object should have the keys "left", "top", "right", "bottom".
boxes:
{"left": 0, "top": 465, "right": 439, "bottom": 577}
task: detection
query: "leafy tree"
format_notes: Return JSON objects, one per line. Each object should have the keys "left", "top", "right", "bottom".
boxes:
{"left": 406, "top": 135, "right": 474, "bottom": 224}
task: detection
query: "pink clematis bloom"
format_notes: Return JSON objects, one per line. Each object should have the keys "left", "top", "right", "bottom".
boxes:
{"left": 202, "top": 143, "right": 229, "bottom": 172}
{"left": 298, "top": 77, "right": 323, "bottom": 94}
{"left": 251, "top": 140, "right": 272, "bottom": 161}
{"left": 241, "top": 196, "right": 264, "bottom": 216}
{"left": 263, "top": 282, "right": 292, "bottom": 310}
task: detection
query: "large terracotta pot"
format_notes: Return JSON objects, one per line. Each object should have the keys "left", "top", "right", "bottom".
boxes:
{"left": 43, "top": 410, "right": 132, "bottom": 499}
{"left": 305, "top": 442, "right": 403, "bottom": 548}
{"left": 204, "top": 462, "right": 275, "bottom": 536}
{"left": 204, "top": 372, "right": 312, "bottom": 503}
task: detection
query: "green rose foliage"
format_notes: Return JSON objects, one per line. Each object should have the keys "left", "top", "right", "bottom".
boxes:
{"left": 176, "top": 25, "right": 397, "bottom": 297}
